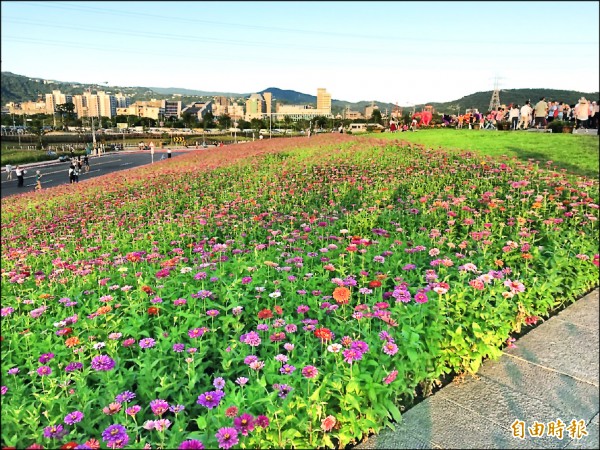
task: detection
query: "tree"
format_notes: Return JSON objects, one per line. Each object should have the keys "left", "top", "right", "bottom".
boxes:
{"left": 371, "top": 109, "right": 383, "bottom": 124}
{"left": 237, "top": 119, "right": 250, "bottom": 131}
{"left": 217, "top": 114, "right": 231, "bottom": 130}
{"left": 202, "top": 112, "right": 215, "bottom": 129}
{"left": 250, "top": 118, "right": 265, "bottom": 134}
{"left": 181, "top": 111, "right": 197, "bottom": 128}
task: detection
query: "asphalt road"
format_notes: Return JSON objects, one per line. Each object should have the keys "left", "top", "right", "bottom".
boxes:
{"left": 1, "top": 150, "right": 189, "bottom": 199}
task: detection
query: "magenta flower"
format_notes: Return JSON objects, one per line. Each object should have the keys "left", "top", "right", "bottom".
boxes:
{"left": 150, "top": 399, "right": 170, "bottom": 416}
{"left": 215, "top": 427, "right": 239, "bottom": 449}
{"left": 179, "top": 440, "right": 205, "bottom": 449}
{"left": 233, "top": 412, "right": 255, "bottom": 436}
{"left": 414, "top": 290, "right": 428, "bottom": 303}
{"left": 37, "top": 365, "right": 52, "bottom": 376}
{"left": 301, "top": 365, "right": 319, "bottom": 379}
{"left": 383, "top": 369, "right": 399, "bottom": 385}
{"left": 38, "top": 353, "right": 55, "bottom": 364}
{"left": 383, "top": 342, "right": 399, "bottom": 356}
{"left": 342, "top": 348, "right": 363, "bottom": 364}
{"left": 240, "top": 331, "right": 261, "bottom": 347}
{"left": 256, "top": 415, "right": 270, "bottom": 428}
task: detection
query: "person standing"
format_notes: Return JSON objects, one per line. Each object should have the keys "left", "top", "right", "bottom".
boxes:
{"left": 589, "top": 101, "right": 598, "bottom": 129}
{"left": 5, "top": 163, "right": 13, "bottom": 180}
{"left": 167, "top": 148, "right": 172, "bottom": 159}
{"left": 518, "top": 101, "right": 532, "bottom": 130}
{"left": 35, "top": 170, "right": 43, "bottom": 191}
{"left": 509, "top": 104, "right": 520, "bottom": 130}
{"left": 575, "top": 97, "right": 589, "bottom": 129}
{"left": 533, "top": 97, "right": 548, "bottom": 129}
{"left": 83, "top": 154, "right": 90, "bottom": 173}
{"left": 68, "top": 164, "right": 75, "bottom": 184}
{"left": 15, "top": 165, "right": 25, "bottom": 187}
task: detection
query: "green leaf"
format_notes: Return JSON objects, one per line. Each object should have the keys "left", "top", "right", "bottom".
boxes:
{"left": 196, "top": 416, "right": 207, "bottom": 430}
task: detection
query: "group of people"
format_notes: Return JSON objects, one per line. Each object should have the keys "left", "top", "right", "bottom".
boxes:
{"left": 445, "top": 96, "right": 598, "bottom": 131}
{"left": 5, "top": 153, "right": 90, "bottom": 190}
{"left": 484, "top": 97, "right": 598, "bottom": 131}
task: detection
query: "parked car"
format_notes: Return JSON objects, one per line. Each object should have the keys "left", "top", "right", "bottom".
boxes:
{"left": 57, "top": 155, "right": 69, "bottom": 162}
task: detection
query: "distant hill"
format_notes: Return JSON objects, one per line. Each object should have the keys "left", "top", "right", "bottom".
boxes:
{"left": 2, "top": 72, "right": 597, "bottom": 116}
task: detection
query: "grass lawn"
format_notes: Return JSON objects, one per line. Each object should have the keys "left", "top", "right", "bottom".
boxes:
{"left": 375, "top": 129, "right": 599, "bottom": 179}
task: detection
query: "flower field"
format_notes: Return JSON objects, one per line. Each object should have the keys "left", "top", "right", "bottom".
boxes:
{"left": 1, "top": 134, "right": 598, "bottom": 449}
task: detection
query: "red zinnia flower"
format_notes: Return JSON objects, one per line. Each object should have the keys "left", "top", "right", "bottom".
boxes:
{"left": 257, "top": 309, "right": 273, "bottom": 319}
{"left": 368, "top": 280, "right": 382, "bottom": 288}
{"left": 314, "top": 328, "right": 333, "bottom": 342}
{"left": 321, "top": 415, "right": 336, "bottom": 432}
{"left": 60, "top": 442, "right": 78, "bottom": 450}
{"left": 141, "top": 285, "right": 154, "bottom": 295}
{"left": 148, "top": 307, "right": 160, "bottom": 316}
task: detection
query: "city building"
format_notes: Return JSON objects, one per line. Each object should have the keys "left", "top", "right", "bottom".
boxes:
{"left": 181, "top": 101, "right": 212, "bottom": 121}
{"left": 245, "top": 93, "right": 265, "bottom": 120}
{"left": 164, "top": 100, "right": 182, "bottom": 119}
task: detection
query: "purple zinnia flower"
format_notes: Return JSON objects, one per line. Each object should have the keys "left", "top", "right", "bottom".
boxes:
{"left": 274, "top": 383, "right": 293, "bottom": 399}
{"left": 280, "top": 364, "right": 296, "bottom": 375}
{"left": 173, "top": 343, "right": 185, "bottom": 352}
{"left": 139, "top": 337, "right": 156, "bottom": 349}
{"left": 179, "top": 439, "right": 205, "bottom": 449}
{"left": 7, "top": 367, "right": 19, "bottom": 375}
{"left": 233, "top": 412, "right": 255, "bottom": 436}
{"left": 215, "top": 427, "right": 239, "bottom": 449}
{"left": 39, "top": 353, "right": 55, "bottom": 364}
{"left": 91, "top": 355, "right": 115, "bottom": 371}
{"left": 64, "top": 411, "right": 84, "bottom": 425}
{"left": 43, "top": 424, "right": 66, "bottom": 439}
{"left": 197, "top": 390, "right": 225, "bottom": 409}
{"left": 169, "top": 404, "right": 185, "bottom": 414}
{"left": 115, "top": 391, "right": 136, "bottom": 403}
{"left": 213, "top": 377, "right": 226, "bottom": 389}
{"left": 150, "top": 399, "right": 170, "bottom": 416}
{"left": 101, "top": 424, "right": 129, "bottom": 448}
{"left": 65, "top": 361, "right": 84, "bottom": 372}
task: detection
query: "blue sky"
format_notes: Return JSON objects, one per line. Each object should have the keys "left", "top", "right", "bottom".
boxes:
{"left": 2, "top": 1, "right": 598, "bottom": 105}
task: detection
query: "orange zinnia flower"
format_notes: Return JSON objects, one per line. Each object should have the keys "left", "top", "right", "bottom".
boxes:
{"left": 332, "top": 287, "right": 351, "bottom": 305}
{"left": 65, "top": 337, "right": 80, "bottom": 348}
{"left": 97, "top": 305, "right": 112, "bottom": 315}
{"left": 147, "top": 307, "right": 160, "bottom": 316}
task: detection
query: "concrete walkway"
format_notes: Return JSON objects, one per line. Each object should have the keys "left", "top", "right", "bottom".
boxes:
{"left": 357, "top": 289, "right": 599, "bottom": 449}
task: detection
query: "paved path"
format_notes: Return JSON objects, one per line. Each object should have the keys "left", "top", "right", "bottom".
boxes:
{"left": 357, "top": 289, "right": 599, "bottom": 449}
